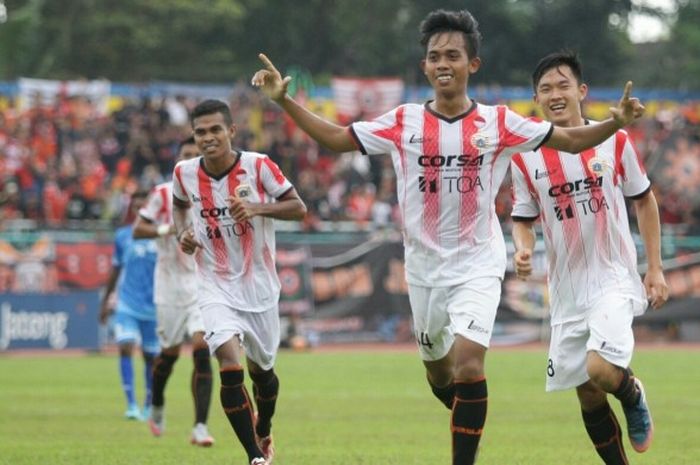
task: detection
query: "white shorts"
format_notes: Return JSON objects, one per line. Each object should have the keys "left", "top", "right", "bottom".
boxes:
{"left": 156, "top": 302, "right": 205, "bottom": 349}
{"left": 546, "top": 294, "right": 646, "bottom": 392}
{"left": 408, "top": 276, "right": 502, "bottom": 361}
{"left": 200, "top": 303, "right": 280, "bottom": 371}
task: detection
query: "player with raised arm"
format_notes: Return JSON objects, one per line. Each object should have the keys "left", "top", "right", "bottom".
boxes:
{"left": 171, "top": 99, "right": 306, "bottom": 465}
{"left": 133, "top": 136, "right": 215, "bottom": 446}
{"left": 252, "top": 9, "right": 645, "bottom": 465}
{"left": 510, "top": 51, "right": 668, "bottom": 464}
{"left": 99, "top": 190, "right": 159, "bottom": 421}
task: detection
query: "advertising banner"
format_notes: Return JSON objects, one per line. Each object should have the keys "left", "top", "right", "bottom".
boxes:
{"left": 0, "top": 290, "right": 100, "bottom": 351}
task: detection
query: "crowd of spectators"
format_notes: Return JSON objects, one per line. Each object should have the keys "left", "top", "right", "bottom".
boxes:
{"left": 1, "top": 83, "right": 699, "bottom": 237}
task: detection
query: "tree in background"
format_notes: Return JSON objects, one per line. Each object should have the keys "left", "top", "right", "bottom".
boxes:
{"left": 0, "top": 0, "right": 695, "bottom": 89}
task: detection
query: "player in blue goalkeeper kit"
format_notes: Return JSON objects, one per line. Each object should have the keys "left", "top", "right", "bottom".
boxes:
{"left": 100, "top": 190, "right": 159, "bottom": 420}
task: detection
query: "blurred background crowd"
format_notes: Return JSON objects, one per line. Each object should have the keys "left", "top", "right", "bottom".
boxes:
{"left": 1, "top": 85, "right": 699, "bottom": 236}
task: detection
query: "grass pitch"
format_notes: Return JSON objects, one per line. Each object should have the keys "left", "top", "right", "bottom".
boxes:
{"left": 0, "top": 346, "right": 698, "bottom": 465}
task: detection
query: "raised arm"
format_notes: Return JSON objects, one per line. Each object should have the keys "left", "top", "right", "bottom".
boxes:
{"left": 546, "top": 81, "right": 645, "bottom": 153}
{"left": 252, "top": 53, "right": 357, "bottom": 153}
{"left": 633, "top": 191, "right": 668, "bottom": 309}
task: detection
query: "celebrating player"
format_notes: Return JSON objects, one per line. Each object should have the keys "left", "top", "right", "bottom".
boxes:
{"left": 252, "top": 9, "right": 645, "bottom": 465}
{"left": 171, "top": 99, "right": 306, "bottom": 465}
{"left": 99, "top": 190, "right": 159, "bottom": 421}
{"left": 511, "top": 51, "right": 668, "bottom": 464}
{"left": 133, "top": 136, "right": 215, "bottom": 446}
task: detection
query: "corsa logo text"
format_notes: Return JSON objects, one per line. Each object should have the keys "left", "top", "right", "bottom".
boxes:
{"left": 200, "top": 206, "right": 231, "bottom": 219}
{"left": 418, "top": 154, "right": 483, "bottom": 168}
{"left": 548, "top": 176, "right": 603, "bottom": 197}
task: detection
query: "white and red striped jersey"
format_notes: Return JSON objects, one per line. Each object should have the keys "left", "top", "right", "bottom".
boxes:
{"left": 511, "top": 127, "right": 650, "bottom": 324}
{"left": 351, "top": 101, "right": 553, "bottom": 286}
{"left": 139, "top": 181, "right": 197, "bottom": 307}
{"left": 172, "top": 152, "right": 294, "bottom": 312}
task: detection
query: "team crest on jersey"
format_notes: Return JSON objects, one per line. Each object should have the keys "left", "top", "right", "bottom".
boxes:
{"left": 470, "top": 133, "right": 491, "bottom": 152}
{"left": 587, "top": 157, "right": 612, "bottom": 176}
{"left": 235, "top": 184, "right": 252, "bottom": 199}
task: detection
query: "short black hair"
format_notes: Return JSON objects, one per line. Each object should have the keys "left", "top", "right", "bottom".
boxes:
{"left": 532, "top": 50, "right": 584, "bottom": 91}
{"left": 131, "top": 189, "right": 149, "bottom": 200}
{"left": 419, "top": 9, "right": 482, "bottom": 59}
{"left": 190, "top": 99, "right": 233, "bottom": 127}
{"left": 178, "top": 135, "right": 196, "bottom": 152}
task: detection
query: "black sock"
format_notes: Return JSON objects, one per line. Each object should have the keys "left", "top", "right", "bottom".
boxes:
{"left": 220, "top": 367, "right": 262, "bottom": 461}
{"left": 612, "top": 368, "right": 640, "bottom": 408}
{"left": 451, "top": 379, "right": 487, "bottom": 465}
{"left": 582, "top": 402, "right": 629, "bottom": 465}
{"left": 192, "top": 348, "right": 213, "bottom": 424}
{"left": 250, "top": 369, "right": 279, "bottom": 438}
{"left": 428, "top": 377, "right": 455, "bottom": 410}
{"left": 152, "top": 353, "right": 178, "bottom": 407}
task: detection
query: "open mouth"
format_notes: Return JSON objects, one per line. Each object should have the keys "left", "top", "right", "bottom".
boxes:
{"left": 549, "top": 103, "right": 566, "bottom": 113}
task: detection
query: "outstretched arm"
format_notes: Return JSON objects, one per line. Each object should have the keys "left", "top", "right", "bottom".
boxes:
{"left": 546, "top": 81, "right": 645, "bottom": 153}
{"left": 252, "top": 53, "right": 356, "bottom": 153}
{"left": 634, "top": 191, "right": 668, "bottom": 309}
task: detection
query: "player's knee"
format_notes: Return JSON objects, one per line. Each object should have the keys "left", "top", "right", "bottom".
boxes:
{"left": 453, "top": 358, "right": 484, "bottom": 382}
{"left": 192, "top": 348, "right": 212, "bottom": 374}
{"left": 586, "top": 359, "right": 620, "bottom": 392}
{"left": 118, "top": 343, "right": 134, "bottom": 356}
{"left": 249, "top": 369, "right": 278, "bottom": 395}
{"left": 143, "top": 351, "right": 157, "bottom": 365}
{"left": 576, "top": 381, "right": 607, "bottom": 410}
{"left": 156, "top": 353, "right": 178, "bottom": 373}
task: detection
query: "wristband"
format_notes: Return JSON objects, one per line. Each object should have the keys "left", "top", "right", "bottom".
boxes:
{"left": 157, "top": 224, "right": 171, "bottom": 236}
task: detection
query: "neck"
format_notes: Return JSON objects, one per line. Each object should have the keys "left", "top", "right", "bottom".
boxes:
{"left": 204, "top": 150, "right": 237, "bottom": 175}
{"left": 431, "top": 95, "right": 472, "bottom": 118}
{"left": 556, "top": 115, "right": 587, "bottom": 128}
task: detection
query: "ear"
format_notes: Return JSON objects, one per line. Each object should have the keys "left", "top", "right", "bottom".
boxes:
{"left": 420, "top": 59, "right": 427, "bottom": 74}
{"left": 468, "top": 57, "right": 481, "bottom": 74}
{"left": 579, "top": 83, "right": 589, "bottom": 101}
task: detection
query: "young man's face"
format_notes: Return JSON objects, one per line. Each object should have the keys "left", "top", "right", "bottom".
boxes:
{"left": 421, "top": 32, "right": 481, "bottom": 98}
{"left": 192, "top": 112, "right": 236, "bottom": 162}
{"left": 177, "top": 143, "right": 199, "bottom": 162}
{"left": 534, "top": 65, "right": 588, "bottom": 127}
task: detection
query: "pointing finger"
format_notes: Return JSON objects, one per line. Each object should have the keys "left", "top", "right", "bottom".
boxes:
{"left": 258, "top": 53, "right": 279, "bottom": 74}
{"left": 621, "top": 81, "right": 633, "bottom": 102}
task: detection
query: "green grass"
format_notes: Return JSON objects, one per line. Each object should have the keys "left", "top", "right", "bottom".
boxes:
{"left": 1, "top": 347, "right": 698, "bottom": 464}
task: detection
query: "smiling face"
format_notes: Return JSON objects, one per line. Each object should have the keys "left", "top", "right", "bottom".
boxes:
{"left": 192, "top": 112, "right": 236, "bottom": 164}
{"left": 534, "top": 65, "right": 588, "bottom": 127}
{"left": 421, "top": 31, "right": 481, "bottom": 101}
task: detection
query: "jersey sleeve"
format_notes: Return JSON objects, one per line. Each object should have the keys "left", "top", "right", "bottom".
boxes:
{"left": 616, "top": 131, "right": 651, "bottom": 198}
{"left": 139, "top": 186, "right": 164, "bottom": 223}
{"left": 258, "top": 156, "right": 294, "bottom": 199}
{"left": 510, "top": 153, "right": 540, "bottom": 220}
{"left": 349, "top": 106, "right": 403, "bottom": 155}
{"left": 502, "top": 107, "right": 553, "bottom": 153}
{"left": 171, "top": 162, "right": 190, "bottom": 204}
